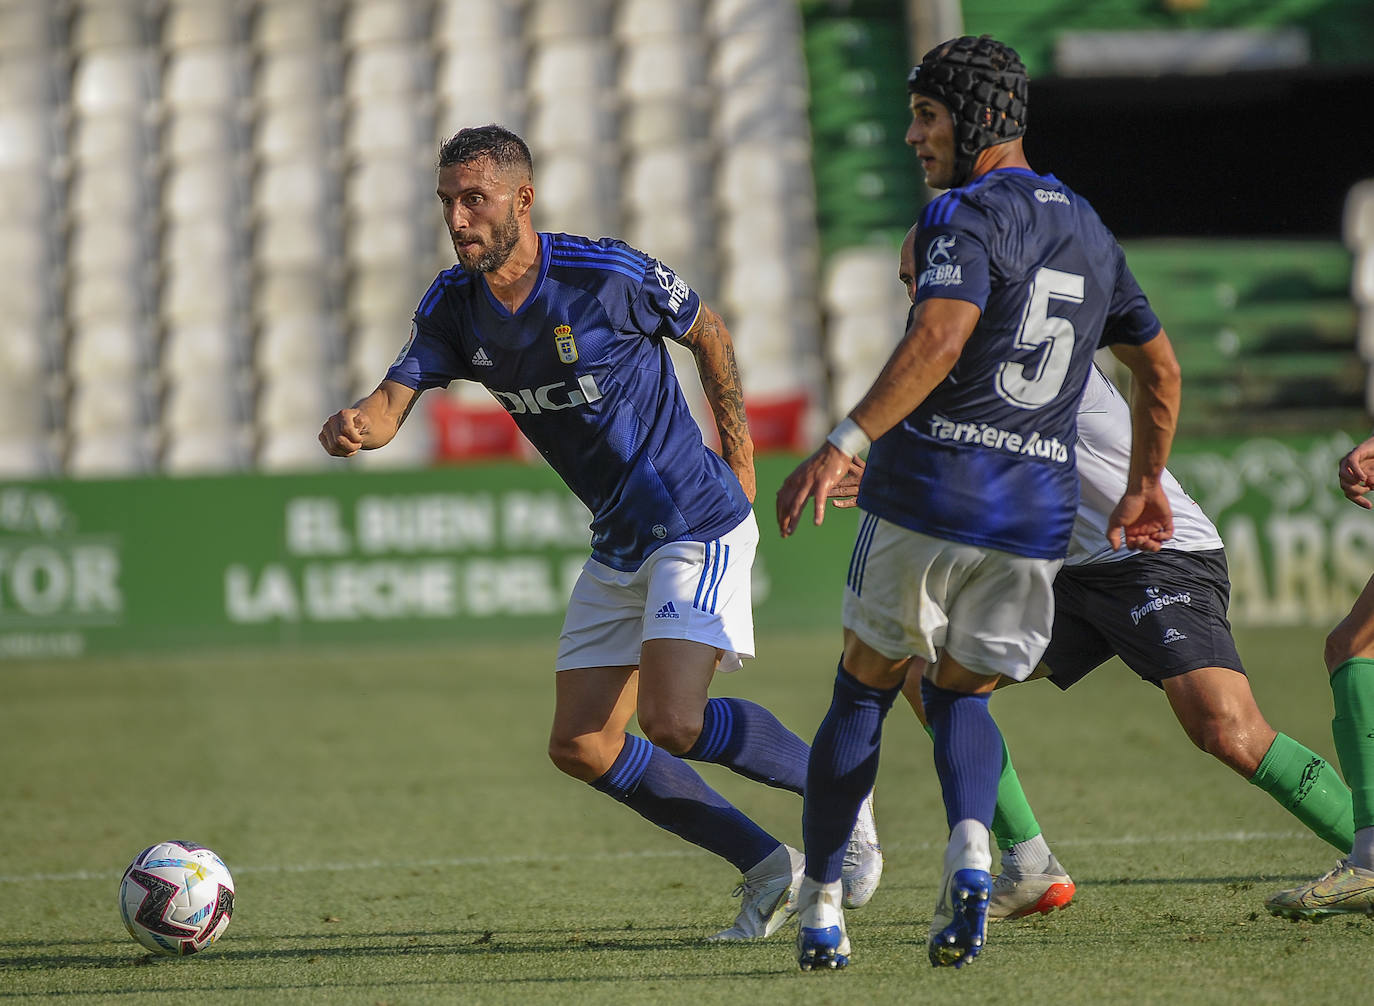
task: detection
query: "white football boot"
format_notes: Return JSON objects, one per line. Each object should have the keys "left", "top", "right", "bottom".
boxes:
{"left": 708, "top": 843, "right": 805, "bottom": 941}
{"left": 841, "top": 790, "right": 883, "bottom": 909}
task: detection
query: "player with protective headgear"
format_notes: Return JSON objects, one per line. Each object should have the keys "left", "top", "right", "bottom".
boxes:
{"left": 905, "top": 34, "right": 1028, "bottom": 191}
{"left": 778, "top": 35, "right": 1182, "bottom": 970}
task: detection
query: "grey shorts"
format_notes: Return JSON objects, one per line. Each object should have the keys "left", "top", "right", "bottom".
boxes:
{"left": 1043, "top": 548, "right": 1246, "bottom": 690}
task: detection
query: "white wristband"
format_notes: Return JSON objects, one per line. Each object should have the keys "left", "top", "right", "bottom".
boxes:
{"left": 826, "top": 417, "right": 871, "bottom": 458}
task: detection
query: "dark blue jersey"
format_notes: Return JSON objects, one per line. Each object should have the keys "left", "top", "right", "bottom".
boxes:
{"left": 387, "top": 233, "right": 750, "bottom": 571}
{"left": 857, "top": 168, "right": 1161, "bottom": 559}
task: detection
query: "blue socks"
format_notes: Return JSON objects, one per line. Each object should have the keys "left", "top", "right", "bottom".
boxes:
{"left": 591, "top": 733, "right": 779, "bottom": 872}
{"left": 803, "top": 662, "right": 902, "bottom": 883}
{"left": 921, "top": 678, "right": 1002, "bottom": 830}
{"left": 684, "top": 697, "right": 810, "bottom": 794}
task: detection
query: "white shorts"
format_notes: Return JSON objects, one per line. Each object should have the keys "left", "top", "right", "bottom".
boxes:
{"left": 842, "top": 513, "right": 1061, "bottom": 681}
{"left": 555, "top": 513, "right": 758, "bottom": 673}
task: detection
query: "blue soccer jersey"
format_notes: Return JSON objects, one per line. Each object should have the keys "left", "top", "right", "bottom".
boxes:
{"left": 386, "top": 233, "right": 751, "bottom": 571}
{"left": 857, "top": 168, "right": 1162, "bottom": 559}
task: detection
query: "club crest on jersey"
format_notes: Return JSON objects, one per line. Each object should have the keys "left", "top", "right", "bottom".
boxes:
{"left": 553, "top": 324, "right": 578, "bottom": 364}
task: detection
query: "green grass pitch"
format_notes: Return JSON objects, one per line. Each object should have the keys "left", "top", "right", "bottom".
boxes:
{"left": 2, "top": 625, "right": 1370, "bottom": 1004}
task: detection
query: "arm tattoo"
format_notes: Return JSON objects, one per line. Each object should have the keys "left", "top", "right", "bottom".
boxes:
{"left": 685, "top": 308, "right": 751, "bottom": 458}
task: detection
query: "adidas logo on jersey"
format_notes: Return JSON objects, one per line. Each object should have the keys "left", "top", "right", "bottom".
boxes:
{"left": 654, "top": 601, "right": 680, "bottom": 620}
{"left": 471, "top": 347, "right": 494, "bottom": 367}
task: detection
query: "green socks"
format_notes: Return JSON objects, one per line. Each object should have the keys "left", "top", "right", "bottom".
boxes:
{"left": 923, "top": 723, "right": 1042, "bottom": 849}
{"left": 1249, "top": 731, "right": 1354, "bottom": 851}
{"left": 1330, "top": 658, "right": 1374, "bottom": 831}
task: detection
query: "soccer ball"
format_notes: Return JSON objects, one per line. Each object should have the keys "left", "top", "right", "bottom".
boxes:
{"left": 118, "top": 840, "right": 235, "bottom": 956}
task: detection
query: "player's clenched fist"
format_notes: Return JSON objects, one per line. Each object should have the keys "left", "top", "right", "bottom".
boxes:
{"left": 319, "top": 408, "right": 367, "bottom": 457}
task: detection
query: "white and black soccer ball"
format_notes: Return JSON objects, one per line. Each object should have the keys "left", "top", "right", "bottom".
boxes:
{"left": 118, "top": 840, "right": 235, "bottom": 956}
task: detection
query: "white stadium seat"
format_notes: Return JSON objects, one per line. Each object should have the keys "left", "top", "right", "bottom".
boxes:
{"left": 717, "top": 140, "right": 813, "bottom": 210}
{"left": 344, "top": 98, "right": 433, "bottom": 156}
{"left": 528, "top": 37, "right": 616, "bottom": 96}
{"left": 345, "top": 157, "right": 426, "bottom": 216}
{"left": 253, "top": 105, "right": 338, "bottom": 163}
{"left": 0, "top": 54, "right": 60, "bottom": 107}
{"left": 70, "top": 1, "right": 145, "bottom": 51}
{"left": 0, "top": 3, "right": 55, "bottom": 54}
{"left": 342, "top": 0, "right": 427, "bottom": 46}
{"left": 254, "top": 49, "right": 341, "bottom": 104}
{"left": 253, "top": 213, "right": 332, "bottom": 271}
{"left": 526, "top": 0, "right": 613, "bottom": 42}
{"left": 162, "top": 429, "right": 255, "bottom": 475}
{"left": 70, "top": 168, "right": 148, "bottom": 221}
{"left": 161, "top": 220, "right": 239, "bottom": 273}
{"left": 67, "top": 376, "right": 151, "bottom": 435}
{"left": 67, "top": 273, "right": 149, "bottom": 326}
{"left": 822, "top": 246, "right": 902, "bottom": 314}
{"left": 625, "top": 148, "right": 711, "bottom": 213}
{"left": 253, "top": 0, "right": 334, "bottom": 49}
{"left": 435, "top": 43, "right": 526, "bottom": 103}
{"left": 619, "top": 37, "right": 708, "bottom": 100}
{"left": 68, "top": 219, "right": 147, "bottom": 280}
{"left": 257, "top": 373, "right": 339, "bottom": 431}
{"left": 254, "top": 158, "right": 333, "bottom": 216}
{"left": 254, "top": 315, "right": 342, "bottom": 377}
{"left": 258, "top": 428, "right": 334, "bottom": 471}
{"left": 162, "top": 114, "right": 241, "bottom": 163}
{"left": 528, "top": 94, "right": 617, "bottom": 152}
{"left": 67, "top": 430, "right": 156, "bottom": 478}
{"left": 345, "top": 41, "right": 431, "bottom": 99}
{"left": 164, "top": 47, "right": 248, "bottom": 110}
{"left": 67, "top": 320, "right": 151, "bottom": 382}
{"left": 614, "top": 0, "right": 705, "bottom": 40}
{"left": 708, "top": 0, "right": 798, "bottom": 36}
{"left": 71, "top": 50, "right": 157, "bottom": 114}
{"left": 434, "top": 0, "right": 522, "bottom": 44}
{"left": 163, "top": 0, "right": 243, "bottom": 48}
{"left": 0, "top": 108, "right": 51, "bottom": 168}
{"left": 0, "top": 437, "right": 59, "bottom": 478}
{"left": 346, "top": 214, "right": 426, "bottom": 267}
{"left": 70, "top": 114, "right": 148, "bottom": 166}
{"left": 162, "top": 373, "right": 251, "bottom": 432}
{"left": 162, "top": 321, "right": 249, "bottom": 379}
{"left": 531, "top": 153, "right": 619, "bottom": 238}
{"left": 163, "top": 161, "right": 244, "bottom": 222}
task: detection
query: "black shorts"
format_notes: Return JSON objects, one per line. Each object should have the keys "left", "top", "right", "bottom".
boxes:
{"left": 1043, "top": 548, "right": 1245, "bottom": 690}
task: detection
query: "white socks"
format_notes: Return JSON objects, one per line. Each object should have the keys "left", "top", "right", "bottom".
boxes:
{"left": 1001, "top": 832, "right": 1052, "bottom": 876}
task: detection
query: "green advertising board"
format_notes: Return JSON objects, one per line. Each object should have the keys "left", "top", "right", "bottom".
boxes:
{"left": 0, "top": 437, "right": 1368, "bottom": 661}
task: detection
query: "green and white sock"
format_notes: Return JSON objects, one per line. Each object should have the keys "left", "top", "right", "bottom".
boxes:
{"left": 1248, "top": 732, "right": 1354, "bottom": 852}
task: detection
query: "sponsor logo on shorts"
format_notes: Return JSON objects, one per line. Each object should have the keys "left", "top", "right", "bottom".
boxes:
{"left": 655, "top": 601, "right": 680, "bottom": 620}
{"left": 1130, "top": 586, "right": 1192, "bottom": 626}
{"left": 1162, "top": 627, "right": 1189, "bottom": 644}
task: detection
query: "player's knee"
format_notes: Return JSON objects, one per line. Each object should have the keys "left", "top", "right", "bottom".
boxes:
{"left": 547, "top": 733, "right": 610, "bottom": 782}
{"left": 1324, "top": 623, "right": 1359, "bottom": 673}
{"left": 1187, "top": 713, "right": 1267, "bottom": 777}
{"left": 637, "top": 709, "right": 702, "bottom": 757}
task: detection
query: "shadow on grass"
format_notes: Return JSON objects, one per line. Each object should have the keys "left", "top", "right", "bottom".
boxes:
{"left": 0, "top": 923, "right": 760, "bottom": 974}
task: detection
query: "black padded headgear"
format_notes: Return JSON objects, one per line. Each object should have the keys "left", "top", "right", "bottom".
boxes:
{"left": 906, "top": 35, "right": 1028, "bottom": 188}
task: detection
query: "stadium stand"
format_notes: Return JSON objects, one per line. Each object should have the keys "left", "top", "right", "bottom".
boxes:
{"left": 2, "top": 0, "right": 1364, "bottom": 482}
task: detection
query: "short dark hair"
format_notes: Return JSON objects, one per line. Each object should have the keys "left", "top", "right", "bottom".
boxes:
{"left": 436, "top": 124, "right": 533, "bottom": 180}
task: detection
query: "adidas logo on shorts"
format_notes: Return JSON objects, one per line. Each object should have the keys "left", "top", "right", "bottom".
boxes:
{"left": 654, "top": 601, "right": 680, "bottom": 620}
